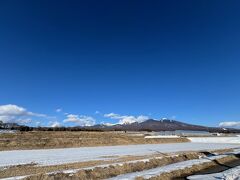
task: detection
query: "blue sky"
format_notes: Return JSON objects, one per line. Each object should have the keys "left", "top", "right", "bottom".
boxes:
{"left": 0, "top": 0, "right": 240, "bottom": 127}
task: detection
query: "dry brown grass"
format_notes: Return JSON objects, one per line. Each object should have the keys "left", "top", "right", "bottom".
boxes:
{"left": 0, "top": 149, "right": 233, "bottom": 179}
{"left": 0, "top": 154, "right": 164, "bottom": 178}
{"left": 23, "top": 152, "right": 202, "bottom": 180}
{"left": 149, "top": 155, "right": 240, "bottom": 180}
{"left": 0, "top": 131, "right": 189, "bottom": 151}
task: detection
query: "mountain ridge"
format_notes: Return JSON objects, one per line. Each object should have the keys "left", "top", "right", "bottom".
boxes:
{"left": 87, "top": 119, "right": 240, "bottom": 133}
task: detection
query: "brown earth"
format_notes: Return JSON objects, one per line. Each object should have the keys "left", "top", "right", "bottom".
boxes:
{"left": 0, "top": 153, "right": 164, "bottom": 178}
{"left": 148, "top": 155, "right": 240, "bottom": 180}
{"left": 23, "top": 152, "right": 202, "bottom": 180}
{"left": 0, "top": 149, "right": 233, "bottom": 179}
{"left": 0, "top": 131, "right": 189, "bottom": 151}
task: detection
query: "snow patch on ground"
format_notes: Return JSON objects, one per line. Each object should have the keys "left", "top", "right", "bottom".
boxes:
{"left": 0, "top": 143, "right": 239, "bottom": 168}
{"left": 0, "top": 175, "right": 27, "bottom": 180}
{"left": 107, "top": 152, "right": 240, "bottom": 180}
{"left": 189, "top": 137, "right": 240, "bottom": 144}
{"left": 187, "top": 165, "right": 240, "bottom": 180}
{"left": 145, "top": 135, "right": 180, "bottom": 138}
{"left": 49, "top": 158, "right": 161, "bottom": 175}
{"left": 0, "top": 130, "right": 17, "bottom": 134}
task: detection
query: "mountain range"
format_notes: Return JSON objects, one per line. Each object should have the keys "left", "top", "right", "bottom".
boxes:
{"left": 1, "top": 119, "right": 240, "bottom": 133}
{"left": 87, "top": 119, "right": 240, "bottom": 133}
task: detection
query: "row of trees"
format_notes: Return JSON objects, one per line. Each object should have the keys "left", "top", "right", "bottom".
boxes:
{"left": 0, "top": 121, "right": 111, "bottom": 131}
{"left": 2, "top": 125, "right": 106, "bottom": 132}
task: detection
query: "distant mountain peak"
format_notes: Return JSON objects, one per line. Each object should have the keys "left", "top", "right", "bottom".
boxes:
{"left": 84, "top": 118, "right": 240, "bottom": 133}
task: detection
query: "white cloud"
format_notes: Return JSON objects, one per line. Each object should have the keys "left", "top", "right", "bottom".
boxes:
{"left": 49, "top": 121, "right": 61, "bottom": 127}
{"left": 104, "top": 113, "right": 119, "bottom": 118}
{"left": 0, "top": 104, "right": 47, "bottom": 124}
{"left": 100, "top": 121, "right": 116, "bottom": 126}
{"left": 95, "top": 111, "right": 100, "bottom": 114}
{"left": 16, "top": 118, "right": 32, "bottom": 124}
{"left": 0, "top": 104, "right": 26, "bottom": 116}
{"left": 56, "top": 108, "right": 62, "bottom": 113}
{"left": 104, "top": 113, "right": 149, "bottom": 124}
{"left": 36, "top": 121, "right": 41, "bottom": 126}
{"left": 104, "top": 122, "right": 116, "bottom": 126}
{"left": 219, "top": 121, "right": 240, "bottom": 128}
{"left": 0, "top": 104, "right": 45, "bottom": 117}
{"left": 63, "top": 114, "right": 95, "bottom": 126}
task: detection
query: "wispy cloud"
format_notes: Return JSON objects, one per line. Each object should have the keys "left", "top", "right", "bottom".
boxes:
{"left": 35, "top": 121, "right": 41, "bottom": 126}
{"left": 104, "top": 113, "right": 149, "bottom": 124}
{"left": 63, "top": 114, "right": 95, "bottom": 126}
{"left": 56, "top": 108, "right": 62, "bottom": 113}
{"left": 219, "top": 121, "right": 240, "bottom": 128}
{"left": 49, "top": 121, "right": 61, "bottom": 127}
{"left": 100, "top": 121, "right": 116, "bottom": 126}
{"left": 95, "top": 110, "right": 100, "bottom": 114}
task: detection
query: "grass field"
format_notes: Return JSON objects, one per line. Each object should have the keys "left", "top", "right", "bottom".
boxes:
{"left": 0, "top": 131, "right": 189, "bottom": 151}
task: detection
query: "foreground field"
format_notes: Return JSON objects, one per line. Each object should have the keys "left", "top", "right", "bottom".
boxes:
{"left": 1, "top": 132, "right": 240, "bottom": 179}
{"left": 1, "top": 143, "right": 238, "bottom": 167}
{"left": 0, "top": 142, "right": 240, "bottom": 179}
{"left": 0, "top": 131, "right": 188, "bottom": 151}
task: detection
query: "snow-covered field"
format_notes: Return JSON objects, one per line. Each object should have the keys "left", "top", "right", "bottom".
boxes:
{"left": 0, "top": 143, "right": 239, "bottom": 167}
{"left": 0, "top": 130, "right": 16, "bottom": 134}
{"left": 144, "top": 135, "right": 180, "bottom": 138}
{"left": 187, "top": 165, "right": 240, "bottom": 180}
{"left": 107, "top": 152, "right": 239, "bottom": 180}
{"left": 189, "top": 137, "right": 240, "bottom": 144}
{"left": 2, "top": 176, "right": 27, "bottom": 180}
{"left": 49, "top": 157, "right": 163, "bottom": 175}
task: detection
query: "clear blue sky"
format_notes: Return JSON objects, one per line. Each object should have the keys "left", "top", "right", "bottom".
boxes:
{"left": 0, "top": 0, "right": 240, "bottom": 127}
